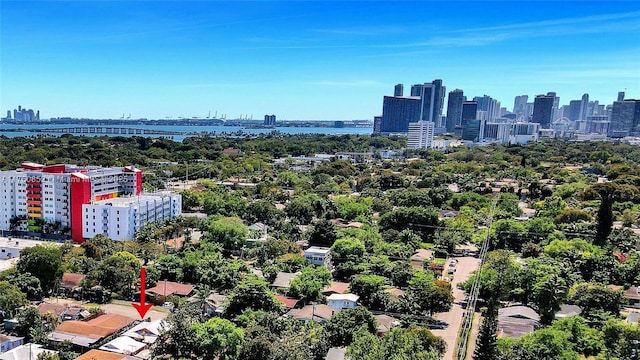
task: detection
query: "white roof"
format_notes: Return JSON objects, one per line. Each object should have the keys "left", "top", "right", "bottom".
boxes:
{"left": 327, "top": 293, "right": 359, "bottom": 302}
{"left": 305, "top": 246, "right": 331, "bottom": 255}
{"left": 99, "top": 336, "right": 146, "bottom": 354}
{"left": 123, "top": 320, "right": 166, "bottom": 344}
{"left": 0, "top": 344, "right": 57, "bottom": 360}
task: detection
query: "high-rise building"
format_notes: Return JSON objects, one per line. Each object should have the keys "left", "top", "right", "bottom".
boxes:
{"left": 407, "top": 121, "right": 435, "bottom": 149}
{"left": 394, "top": 84, "right": 404, "bottom": 97}
{"left": 618, "top": 91, "right": 625, "bottom": 102}
{"left": 380, "top": 80, "right": 444, "bottom": 133}
{"left": 0, "top": 162, "right": 181, "bottom": 243}
{"left": 461, "top": 101, "right": 478, "bottom": 125}
{"left": 513, "top": 95, "right": 529, "bottom": 121}
{"left": 410, "top": 84, "right": 423, "bottom": 97}
{"left": 531, "top": 94, "right": 555, "bottom": 128}
{"left": 580, "top": 94, "right": 589, "bottom": 120}
{"left": 263, "top": 114, "right": 276, "bottom": 126}
{"left": 462, "top": 119, "right": 484, "bottom": 142}
{"left": 473, "top": 95, "right": 500, "bottom": 121}
{"left": 420, "top": 79, "right": 446, "bottom": 126}
{"left": 380, "top": 95, "right": 422, "bottom": 134}
{"left": 609, "top": 99, "right": 640, "bottom": 137}
{"left": 373, "top": 116, "right": 382, "bottom": 134}
{"left": 9, "top": 105, "right": 39, "bottom": 122}
{"left": 445, "top": 89, "right": 465, "bottom": 133}
{"left": 567, "top": 100, "right": 583, "bottom": 121}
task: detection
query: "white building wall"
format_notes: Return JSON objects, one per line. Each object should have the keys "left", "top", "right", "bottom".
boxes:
{"left": 407, "top": 121, "right": 435, "bottom": 149}
{"left": 82, "top": 193, "right": 182, "bottom": 241}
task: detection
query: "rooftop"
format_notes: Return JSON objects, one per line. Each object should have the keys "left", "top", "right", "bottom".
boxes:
{"left": 146, "top": 281, "right": 195, "bottom": 297}
{"left": 272, "top": 272, "right": 300, "bottom": 289}
{"left": 327, "top": 293, "right": 359, "bottom": 302}
{"left": 0, "top": 344, "right": 57, "bottom": 360}
{"left": 61, "top": 273, "right": 86, "bottom": 289}
{"left": 305, "top": 246, "right": 331, "bottom": 255}
{"left": 99, "top": 336, "right": 146, "bottom": 355}
{"left": 74, "top": 349, "right": 128, "bottom": 360}
{"left": 50, "top": 314, "right": 135, "bottom": 345}
{"left": 286, "top": 304, "right": 335, "bottom": 322}
{"left": 93, "top": 192, "right": 176, "bottom": 207}
{"left": 322, "top": 281, "right": 350, "bottom": 295}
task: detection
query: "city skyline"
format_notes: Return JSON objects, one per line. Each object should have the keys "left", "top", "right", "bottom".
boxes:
{"left": 1, "top": 1, "right": 639, "bottom": 120}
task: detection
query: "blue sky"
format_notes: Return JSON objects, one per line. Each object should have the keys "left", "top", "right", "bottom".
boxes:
{"left": 1, "top": 1, "right": 639, "bottom": 120}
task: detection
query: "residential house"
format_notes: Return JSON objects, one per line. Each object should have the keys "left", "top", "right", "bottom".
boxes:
{"left": 187, "top": 293, "right": 227, "bottom": 316}
{"left": 275, "top": 295, "right": 300, "bottom": 310}
{"left": 145, "top": 281, "right": 195, "bottom": 305}
{"left": 555, "top": 304, "right": 582, "bottom": 319}
{"left": 322, "top": 282, "right": 350, "bottom": 297}
{"left": 497, "top": 306, "right": 539, "bottom": 339}
{"left": 37, "top": 303, "right": 89, "bottom": 322}
{"left": 123, "top": 320, "right": 166, "bottom": 344}
{"left": 74, "top": 349, "right": 134, "bottom": 360}
{"left": 271, "top": 272, "right": 300, "bottom": 290}
{"left": 623, "top": 286, "right": 640, "bottom": 308}
{"left": 327, "top": 294, "right": 359, "bottom": 311}
{"left": 374, "top": 314, "right": 401, "bottom": 335}
{"left": 410, "top": 249, "right": 434, "bottom": 268}
{"left": 0, "top": 335, "right": 23, "bottom": 353}
{"left": 222, "top": 148, "right": 241, "bottom": 157}
{"left": 286, "top": 304, "right": 335, "bottom": 323}
{"left": 49, "top": 314, "right": 135, "bottom": 347}
{"left": 60, "top": 273, "right": 86, "bottom": 294}
{"left": 304, "top": 247, "right": 332, "bottom": 268}
{"left": 384, "top": 288, "right": 405, "bottom": 302}
{"left": 99, "top": 336, "right": 146, "bottom": 355}
{"left": 0, "top": 344, "right": 57, "bottom": 360}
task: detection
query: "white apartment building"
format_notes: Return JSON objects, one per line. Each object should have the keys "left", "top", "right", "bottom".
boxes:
{"left": 82, "top": 192, "right": 181, "bottom": 241}
{"left": 407, "top": 121, "right": 435, "bottom": 149}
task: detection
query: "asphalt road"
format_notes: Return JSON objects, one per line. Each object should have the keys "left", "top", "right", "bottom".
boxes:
{"left": 430, "top": 255, "right": 481, "bottom": 360}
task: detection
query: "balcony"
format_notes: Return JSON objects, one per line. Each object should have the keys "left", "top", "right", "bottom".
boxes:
{"left": 27, "top": 206, "right": 42, "bottom": 212}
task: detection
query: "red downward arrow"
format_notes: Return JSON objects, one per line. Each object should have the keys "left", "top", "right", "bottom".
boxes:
{"left": 132, "top": 267, "right": 153, "bottom": 319}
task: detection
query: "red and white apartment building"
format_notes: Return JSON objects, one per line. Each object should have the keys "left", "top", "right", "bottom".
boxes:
{"left": 0, "top": 162, "right": 181, "bottom": 243}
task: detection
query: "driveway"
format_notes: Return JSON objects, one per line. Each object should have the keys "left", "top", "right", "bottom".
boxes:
{"left": 101, "top": 301, "right": 169, "bottom": 321}
{"left": 430, "top": 255, "right": 481, "bottom": 360}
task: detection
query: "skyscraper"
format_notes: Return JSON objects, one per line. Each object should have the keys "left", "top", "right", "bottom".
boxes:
{"left": 373, "top": 116, "right": 382, "bottom": 134}
{"left": 380, "top": 80, "right": 445, "bottom": 133}
{"left": 445, "top": 89, "right": 465, "bottom": 133}
{"left": 580, "top": 94, "right": 589, "bottom": 120}
{"left": 263, "top": 114, "right": 276, "bottom": 126}
{"left": 380, "top": 96, "right": 422, "bottom": 134}
{"left": 394, "top": 84, "right": 404, "bottom": 97}
{"left": 567, "top": 100, "right": 583, "bottom": 121}
{"left": 461, "top": 101, "right": 478, "bottom": 125}
{"left": 531, "top": 94, "right": 555, "bottom": 128}
{"left": 514, "top": 96, "right": 530, "bottom": 121}
{"left": 418, "top": 79, "right": 446, "bottom": 126}
{"left": 410, "top": 84, "right": 423, "bottom": 97}
{"left": 473, "top": 95, "right": 499, "bottom": 122}
{"left": 609, "top": 99, "right": 640, "bottom": 137}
